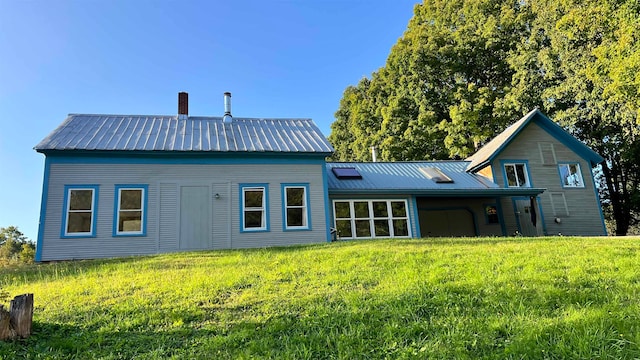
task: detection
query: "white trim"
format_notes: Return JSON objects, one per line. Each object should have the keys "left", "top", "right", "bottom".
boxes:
{"left": 242, "top": 186, "right": 267, "bottom": 231}
{"left": 504, "top": 163, "right": 530, "bottom": 187}
{"left": 284, "top": 185, "right": 309, "bottom": 230}
{"left": 115, "top": 187, "right": 145, "bottom": 235}
{"left": 64, "top": 187, "right": 96, "bottom": 236}
{"left": 333, "top": 199, "right": 411, "bottom": 239}
{"left": 558, "top": 163, "right": 585, "bottom": 188}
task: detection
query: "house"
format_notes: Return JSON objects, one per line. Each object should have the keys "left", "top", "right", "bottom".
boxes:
{"left": 326, "top": 109, "right": 606, "bottom": 239}
{"left": 34, "top": 94, "right": 606, "bottom": 261}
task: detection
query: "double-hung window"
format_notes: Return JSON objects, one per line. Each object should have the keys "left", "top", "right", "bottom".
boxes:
{"left": 503, "top": 162, "right": 530, "bottom": 187}
{"left": 62, "top": 185, "right": 99, "bottom": 237}
{"left": 240, "top": 184, "right": 269, "bottom": 232}
{"left": 114, "top": 185, "right": 148, "bottom": 236}
{"left": 282, "top": 184, "right": 310, "bottom": 231}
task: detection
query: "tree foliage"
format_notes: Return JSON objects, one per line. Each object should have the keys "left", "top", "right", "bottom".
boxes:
{"left": 329, "top": 0, "right": 640, "bottom": 234}
{"left": 0, "top": 226, "right": 35, "bottom": 266}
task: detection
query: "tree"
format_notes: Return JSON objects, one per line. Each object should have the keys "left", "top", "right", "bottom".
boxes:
{"left": 0, "top": 226, "right": 35, "bottom": 265}
{"left": 509, "top": 0, "right": 640, "bottom": 235}
{"left": 330, "top": 0, "right": 533, "bottom": 161}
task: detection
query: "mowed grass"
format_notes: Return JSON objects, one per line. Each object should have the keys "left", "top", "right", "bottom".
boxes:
{"left": 2, "top": 237, "right": 640, "bottom": 359}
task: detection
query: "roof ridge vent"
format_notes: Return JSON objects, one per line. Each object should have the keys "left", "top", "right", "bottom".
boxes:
{"left": 223, "top": 92, "right": 233, "bottom": 123}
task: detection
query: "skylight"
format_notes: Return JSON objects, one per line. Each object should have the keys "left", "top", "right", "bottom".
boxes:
{"left": 332, "top": 167, "right": 362, "bottom": 180}
{"left": 419, "top": 167, "right": 454, "bottom": 183}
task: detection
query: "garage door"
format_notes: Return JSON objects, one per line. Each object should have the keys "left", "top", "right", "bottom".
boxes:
{"left": 419, "top": 209, "right": 476, "bottom": 237}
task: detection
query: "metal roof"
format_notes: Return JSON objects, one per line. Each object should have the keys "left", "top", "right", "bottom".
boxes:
{"left": 466, "top": 109, "right": 604, "bottom": 172}
{"left": 35, "top": 114, "right": 334, "bottom": 154}
{"left": 326, "top": 161, "right": 545, "bottom": 196}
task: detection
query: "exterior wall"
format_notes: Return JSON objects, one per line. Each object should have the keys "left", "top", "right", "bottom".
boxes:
{"left": 328, "top": 194, "right": 420, "bottom": 240}
{"left": 416, "top": 197, "right": 504, "bottom": 237}
{"left": 491, "top": 122, "right": 606, "bottom": 236}
{"left": 38, "top": 156, "right": 328, "bottom": 261}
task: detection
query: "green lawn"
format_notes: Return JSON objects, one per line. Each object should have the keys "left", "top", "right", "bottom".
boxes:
{"left": 1, "top": 237, "right": 640, "bottom": 359}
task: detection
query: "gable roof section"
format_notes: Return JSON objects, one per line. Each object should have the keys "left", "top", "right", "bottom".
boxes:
{"left": 34, "top": 114, "right": 334, "bottom": 154}
{"left": 465, "top": 109, "right": 604, "bottom": 173}
{"left": 326, "top": 161, "right": 545, "bottom": 196}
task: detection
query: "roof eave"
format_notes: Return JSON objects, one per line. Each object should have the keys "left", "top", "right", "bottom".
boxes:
{"left": 37, "top": 149, "right": 333, "bottom": 157}
{"left": 328, "top": 187, "right": 546, "bottom": 197}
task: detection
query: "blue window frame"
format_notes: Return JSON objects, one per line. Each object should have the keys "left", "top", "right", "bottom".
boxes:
{"left": 483, "top": 203, "right": 500, "bottom": 225}
{"left": 61, "top": 185, "right": 99, "bottom": 238}
{"left": 281, "top": 183, "right": 311, "bottom": 231}
{"left": 500, "top": 160, "right": 532, "bottom": 188}
{"left": 113, "top": 184, "right": 148, "bottom": 237}
{"left": 239, "top": 183, "right": 270, "bottom": 232}
{"left": 558, "top": 162, "right": 585, "bottom": 188}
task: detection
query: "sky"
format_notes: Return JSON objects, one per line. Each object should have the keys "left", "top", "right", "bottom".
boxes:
{"left": 0, "top": 0, "right": 419, "bottom": 241}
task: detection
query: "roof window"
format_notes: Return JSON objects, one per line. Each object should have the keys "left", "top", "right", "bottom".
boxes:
{"left": 332, "top": 167, "right": 362, "bottom": 180}
{"left": 419, "top": 167, "right": 454, "bottom": 183}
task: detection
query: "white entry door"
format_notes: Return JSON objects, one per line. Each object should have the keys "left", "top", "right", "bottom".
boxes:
{"left": 179, "top": 186, "right": 210, "bottom": 250}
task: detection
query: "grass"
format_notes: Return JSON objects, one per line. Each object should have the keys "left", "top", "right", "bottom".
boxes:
{"left": 1, "top": 236, "right": 640, "bottom": 359}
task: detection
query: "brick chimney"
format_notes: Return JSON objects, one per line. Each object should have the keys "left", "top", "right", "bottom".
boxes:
{"left": 178, "top": 92, "right": 188, "bottom": 118}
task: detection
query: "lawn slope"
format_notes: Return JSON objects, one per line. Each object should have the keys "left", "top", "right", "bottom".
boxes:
{"left": 1, "top": 237, "right": 640, "bottom": 359}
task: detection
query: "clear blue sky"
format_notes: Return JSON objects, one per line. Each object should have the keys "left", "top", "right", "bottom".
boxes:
{"left": 0, "top": 0, "right": 418, "bottom": 241}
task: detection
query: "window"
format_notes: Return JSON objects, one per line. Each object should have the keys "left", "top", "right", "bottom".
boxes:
{"left": 240, "top": 184, "right": 269, "bottom": 232}
{"left": 419, "top": 167, "right": 454, "bottom": 183}
{"left": 333, "top": 200, "right": 410, "bottom": 239}
{"left": 559, "top": 163, "right": 584, "bottom": 188}
{"left": 114, "top": 185, "right": 147, "bottom": 236}
{"left": 332, "top": 167, "right": 362, "bottom": 179}
{"left": 282, "top": 184, "right": 310, "bottom": 231}
{"left": 484, "top": 205, "right": 499, "bottom": 224}
{"left": 62, "top": 185, "right": 98, "bottom": 237}
{"left": 503, "top": 163, "right": 530, "bottom": 187}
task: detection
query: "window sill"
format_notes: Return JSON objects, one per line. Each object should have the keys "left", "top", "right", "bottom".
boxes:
{"left": 61, "top": 234, "right": 97, "bottom": 239}
{"left": 283, "top": 227, "right": 312, "bottom": 232}
{"left": 240, "top": 229, "right": 270, "bottom": 233}
{"left": 113, "top": 233, "right": 146, "bottom": 237}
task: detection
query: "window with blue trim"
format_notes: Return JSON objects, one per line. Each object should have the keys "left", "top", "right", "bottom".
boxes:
{"left": 63, "top": 185, "right": 98, "bottom": 237}
{"left": 484, "top": 204, "right": 499, "bottom": 224}
{"left": 241, "top": 185, "right": 268, "bottom": 231}
{"left": 283, "top": 184, "right": 310, "bottom": 230}
{"left": 504, "top": 163, "right": 530, "bottom": 187}
{"left": 559, "top": 163, "right": 584, "bottom": 188}
{"left": 114, "top": 185, "right": 147, "bottom": 236}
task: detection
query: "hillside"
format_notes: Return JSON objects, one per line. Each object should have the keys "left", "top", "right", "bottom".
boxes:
{"left": 1, "top": 237, "right": 640, "bottom": 359}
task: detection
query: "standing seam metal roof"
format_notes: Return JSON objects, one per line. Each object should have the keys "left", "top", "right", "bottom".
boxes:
{"left": 326, "top": 161, "right": 500, "bottom": 191}
{"left": 34, "top": 114, "right": 335, "bottom": 153}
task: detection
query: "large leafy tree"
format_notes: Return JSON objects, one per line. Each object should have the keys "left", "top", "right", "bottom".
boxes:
{"left": 511, "top": 0, "right": 640, "bottom": 235}
{"left": 329, "top": 0, "right": 640, "bottom": 234}
{"left": 330, "top": 0, "right": 532, "bottom": 161}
